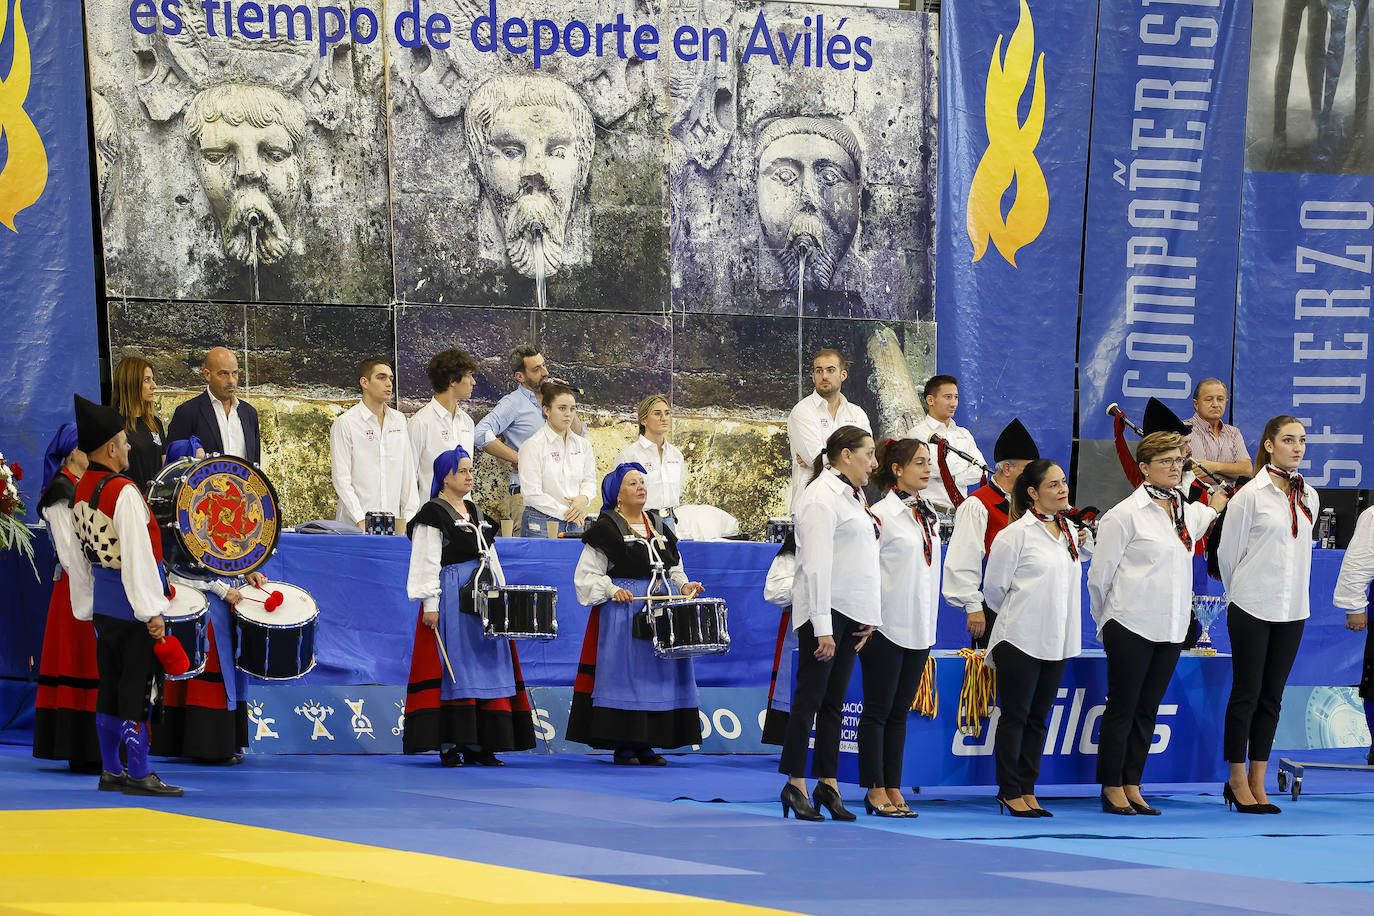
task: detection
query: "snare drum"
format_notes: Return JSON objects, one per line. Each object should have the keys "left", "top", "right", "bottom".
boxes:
{"left": 649, "top": 598, "right": 731, "bottom": 659}
{"left": 766, "top": 517, "right": 794, "bottom": 543}
{"left": 163, "top": 584, "right": 209, "bottom": 681}
{"left": 476, "top": 584, "right": 558, "bottom": 639}
{"left": 233, "top": 582, "right": 319, "bottom": 680}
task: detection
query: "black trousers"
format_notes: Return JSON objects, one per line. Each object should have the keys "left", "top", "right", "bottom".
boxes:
{"left": 779, "top": 612, "right": 862, "bottom": 779}
{"left": 857, "top": 632, "right": 929, "bottom": 788}
{"left": 970, "top": 603, "right": 998, "bottom": 651}
{"left": 1097, "top": 620, "right": 1183, "bottom": 787}
{"left": 1224, "top": 605, "right": 1305, "bottom": 763}
{"left": 992, "top": 642, "right": 1067, "bottom": 799}
{"left": 93, "top": 614, "right": 158, "bottom": 722}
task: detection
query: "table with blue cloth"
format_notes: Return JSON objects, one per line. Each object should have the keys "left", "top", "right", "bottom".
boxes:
{"left": 0, "top": 532, "right": 1363, "bottom": 691}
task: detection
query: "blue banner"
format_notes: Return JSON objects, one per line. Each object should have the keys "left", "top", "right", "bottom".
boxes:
{"left": 0, "top": 0, "right": 100, "bottom": 519}
{"left": 1235, "top": 172, "right": 1373, "bottom": 483}
{"left": 836, "top": 653, "right": 1229, "bottom": 787}
{"left": 1077, "top": 0, "right": 1252, "bottom": 489}
{"left": 935, "top": 0, "right": 1099, "bottom": 465}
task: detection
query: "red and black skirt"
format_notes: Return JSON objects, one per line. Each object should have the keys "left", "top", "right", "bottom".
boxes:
{"left": 152, "top": 615, "right": 249, "bottom": 759}
{"left": 403, "top": 608, "right": 536, "bottom": 754}
{"left": 32, "top": 575, "right": 101, "bottom": 768}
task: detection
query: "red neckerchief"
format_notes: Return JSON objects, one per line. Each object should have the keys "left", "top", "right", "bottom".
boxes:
{"left": 1144, "top": 484, "right": 1192, "bottom": 549}
{"left": 1031, "top": 508, "right": 1079, "bottom": 560}
{"left": 893, "top": 488, "right": 935, "bottom": 565}
{"left": 838, "top": 472, "right": 881, "bottom": 540}
{"left": 1266, "top": 466, "right": 1312, "bottom": 537}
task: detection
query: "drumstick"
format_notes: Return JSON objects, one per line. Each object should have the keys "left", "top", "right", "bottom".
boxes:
{"left": 433, "top": 629, "right": 458, "bottom": 684}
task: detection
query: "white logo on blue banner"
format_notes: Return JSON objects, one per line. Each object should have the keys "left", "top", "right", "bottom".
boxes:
{"left": 294, "top": 700, "right": 336, "bottom": 741}
{"left": 345, "top": 698, "right": 375, "bottom": 739}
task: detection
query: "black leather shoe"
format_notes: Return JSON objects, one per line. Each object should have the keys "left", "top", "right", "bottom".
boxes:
{"left": 612, "top": 751, "right": 642, "bottom": 766}
{"left": 811, "top": 783, "right": 856, "bottom": 821}
{"left": 1030, "top": 806, "right": 1054, "bottom": 817}
{"left": 636, "top": 749, "right": 667, "bottom": 766}
{"left": 439, "top": 747, "right": 464, "bottom": 767}
{"left": 780, "top": 783, "right": 824, "bottom": 821}
{"left": 1260, "top": 802, "right": 1282, "bottom": 814}
{"left": 1100, "top": 791, "right": 1137, "bottom": 816}
{"left": 97, "top": 770, "right": 126, "bottom": 792}
{"left": 464, "top": 749, "right": 505, "bottom": 767}
{"left": 863, "top": 796, "right": 905, "bottom": 817}
{"left": 995, "top": 796, "right": 1040, "bottom": 818}
{"left": 122, "top": 773, "right": 184, "bottom": 797}
{"left": 1222, "top": 781, "right": 1266, "bottom": 814}
{"left": 1128, "top": 799, "right": 1162, "bottom": 816}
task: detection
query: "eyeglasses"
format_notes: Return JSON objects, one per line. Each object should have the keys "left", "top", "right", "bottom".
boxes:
{"left": 1150, "top": 457, "right": 1186, "bottom": 468}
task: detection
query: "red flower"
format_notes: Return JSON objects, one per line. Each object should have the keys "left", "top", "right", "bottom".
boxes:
{"left": 10, "top": 463, "right": 21, "bottom": 481}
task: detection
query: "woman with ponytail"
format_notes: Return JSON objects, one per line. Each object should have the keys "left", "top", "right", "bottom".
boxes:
{"left": 1215, "top": 416, "right": 1317, "bottom": 813}
{"left": 860, "top": 438, "right": 940, "bottom": 817}
{"left": 983, "top": 459, "right": 1089, "bottom": 817}
{"left": 778, "top": 425, "right": 880, "bottom": 822}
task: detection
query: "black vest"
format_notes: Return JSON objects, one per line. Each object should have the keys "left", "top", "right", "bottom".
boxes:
{"left": 582, "top": 509, "right": 681, "bottom": 580}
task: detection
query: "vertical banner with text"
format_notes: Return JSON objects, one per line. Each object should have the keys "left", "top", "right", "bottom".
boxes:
{"left": 1076, "top": 0, "right": 1252, "bottom": 504}
{"left": 1234, "top": 0, "right": 1373, "bottom": 485}
{"left": 0, "top": 0, "right": 100, "bottom": 517}
{"left": 936, "top": 0, "right": 1099, "bottom": 465}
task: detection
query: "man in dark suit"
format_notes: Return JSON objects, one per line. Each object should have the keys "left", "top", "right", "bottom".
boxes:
{"left": 167, "top": 347, "right": 261, "bottom": 464}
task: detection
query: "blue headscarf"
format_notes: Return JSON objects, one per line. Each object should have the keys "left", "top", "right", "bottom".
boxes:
{"left": 164, "top": 437, "right": 203, "bottom": 466}
{"left": 41, "top": 423, "right": 79, "bottom": 493}
{"left": 430, "top": 446, "right": 472, "bottom": 499}
{"left": 600, "top": 462, "right": 647, "bottom": 510}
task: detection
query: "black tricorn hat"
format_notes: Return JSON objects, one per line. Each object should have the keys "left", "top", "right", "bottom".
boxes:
{"left": 1143, "top": 397, "right": 1191, "bottom": 437}
{"left": 74, "top": 394, "right": 125, "bottom": 454}
{"left": 993, "top": 418, "right": 1039, "bottom": 463}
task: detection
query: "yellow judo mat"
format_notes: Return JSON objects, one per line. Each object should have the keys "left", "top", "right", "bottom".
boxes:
{"left": 0, "top": 809, "right": 790, "bottom": 915}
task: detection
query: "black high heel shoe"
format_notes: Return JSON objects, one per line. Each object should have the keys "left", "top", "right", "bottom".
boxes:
{"left": 1100, "top": 791, "right": 1137, "bottom": 816}
{"left": 1128, "top": 798, "right": 1162, "bottom": 816}
{"left": 863, "top": 796, "right": 905, "bottom": 818}
{"left": 811, "top": 782, "right": 856, "bottom": 821}
{"left": 995, "top": 796, "right": 1041, "bottom": 818}
{"left": 780, "top": 783, "right": 824, "bottom": 821}
{"left": 1221, "top": 782, "right": 1267, "bottom": 814}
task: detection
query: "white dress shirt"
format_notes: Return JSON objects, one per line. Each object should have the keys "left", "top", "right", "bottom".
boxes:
{"left": 872, "top": 490, "right": 941, "bottom": 650}
{"left": 614, "top": 436, "right": 686, "bottom": 512}
{"left": 409, "top": 397, "right": 476, "bottom": 501}
{"left": 1335, "top": 506, "right": 1374, "bottom": 613}
{"left": 792, "top": 471, "right": 882, "bottom": 637}
{"left": 1217, "top": 471, "right": 1319, "bottom": 623}
{"left": 786, "top": 392, "right": 871, "bottom": 515}
{"left": 208, "top": 387, "right": 248, "bottom": 459}
{"left": 907, "top": 415, "right": 987, "bottom": 512}
{"left": 941, "top": 484, "right": 1007, "bottom": 615}
{"left": 1088, "top": 486, "right": 1217, "bottom": 643}
{"left": 112, "top": 486, "right": 172, "bottom": 622}
{"left": 573, "top": 541, "right": 688, "bottom": 606}
{"left": 330, "top": 401, "right": 420, "bottom": 526}
{"left": 983, "top": 511, "right": 1088, "bottom": 665}
{"left": 764, "top": 551, "right": 797, "bottom": 607}
{"left": 41, "top": 501, "right": 94, "bottom": 622}
{"left": 517, "top": 424, "right": 597, "bottom": 520}
{"left": 406, "top": 505, "right": 506, "bottom": 616}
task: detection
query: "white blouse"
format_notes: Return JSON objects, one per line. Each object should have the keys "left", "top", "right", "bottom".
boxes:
{"left": 613, "top": 437, "right": 686, "bottom": 511}
{"left": 40, "top": 501, "right": 93, "bottom": 622}
{"left": 763, "top": 551, "right": 797, "bottom": 608}
{"left": 1334, "top": 506, "right": 1374, "bottom": 613}
{"left": 1217, "top": 471, "right": 1319, "bottom": 623}
{"left": 1088, "top": 486, "right": 1217, "bottom": 643}
{"left": 983, "top": 511, "right": 1089, "bottom": 665}
{"left": 573, "top": 540, "right": 689, "bottom": 607}
{"left": 792, "top": 471, "right": 882, "bottom": 637}
{"left": 405, "top": 507, "right": 506, "bottom": 616}
{"left": 517, "top": 424, "right": 598, "bottom": 520}
{"left": 872, "top": 490, "right": 941, "bottom": 651}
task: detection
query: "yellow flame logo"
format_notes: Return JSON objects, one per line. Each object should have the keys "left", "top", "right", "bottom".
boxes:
{"left": 0, "top": 0, "right": 48, "bottom": 233}
{"left": 966, "top": 0, "right": 1047, "bottom": 267}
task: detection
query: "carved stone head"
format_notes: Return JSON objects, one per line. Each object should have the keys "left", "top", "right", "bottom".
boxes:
{"left": 755, "top": 117, "right": 863, "bottom": 289}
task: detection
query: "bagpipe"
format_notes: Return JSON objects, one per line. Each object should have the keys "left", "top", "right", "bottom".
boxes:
{"left": 1106, "top": 403, "right": 1239, "bottom": 498}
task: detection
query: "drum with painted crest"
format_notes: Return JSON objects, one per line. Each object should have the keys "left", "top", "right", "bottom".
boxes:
{"left": 146, "top": 455, "right": 280, "bottom": 576}
{"left": 765, "top": 517, "right": 794, "bottom": 543}
{"left": 476, "top": 584, "right": 558, "bottom": 639}
{"left": 233, "top": 582, "right": 319, "bottom": 680}
{"left": 162, "top": 583, "right": 209, "bottom": 681}
{"left": 648, "top": 597, "right": 731, "bottom": 659}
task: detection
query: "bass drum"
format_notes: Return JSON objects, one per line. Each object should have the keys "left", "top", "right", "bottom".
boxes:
{"left": 147, "top": 455, "right": 281, "bottom": 576}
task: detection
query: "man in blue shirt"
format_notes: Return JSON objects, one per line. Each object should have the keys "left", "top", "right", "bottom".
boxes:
{"left": 475, "top": 345, "right": 582, "bottom": 533}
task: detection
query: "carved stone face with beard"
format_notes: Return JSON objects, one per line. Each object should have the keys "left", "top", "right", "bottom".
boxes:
{"left": 184, "top": 84, "right": 306, "bottom": 266}
{"left": 756, "top": 117, "right": 863, "bottom": 290}
{"left": 466, "top": 75, "right": 595, "bottom": 278}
